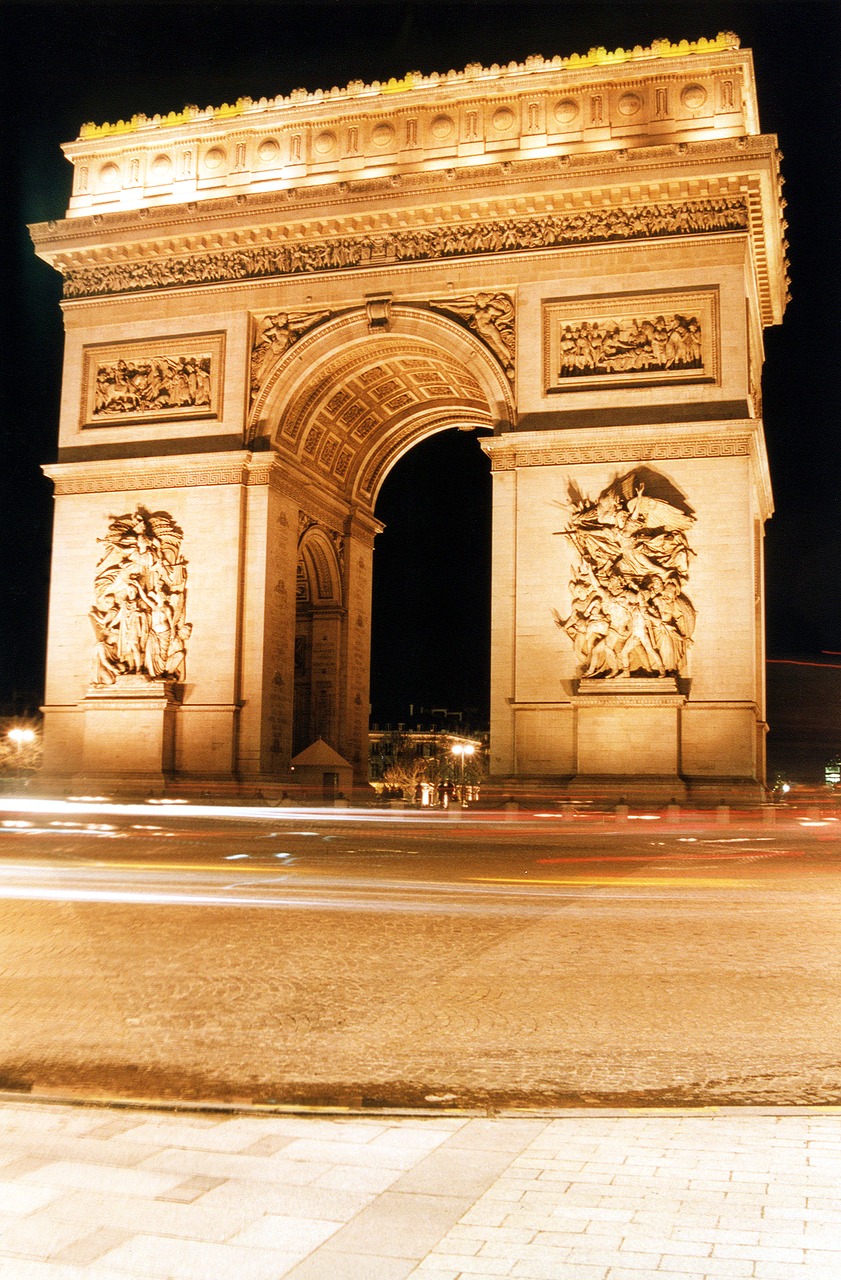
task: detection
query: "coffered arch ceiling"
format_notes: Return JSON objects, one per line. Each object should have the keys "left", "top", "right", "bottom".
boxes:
{"left": 250, "top": 306, "right": 514, "bottom": 508}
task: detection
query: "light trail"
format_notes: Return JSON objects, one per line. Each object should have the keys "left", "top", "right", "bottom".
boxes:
{"left": 473, "top": 876, "right": 762, "bottom": 887}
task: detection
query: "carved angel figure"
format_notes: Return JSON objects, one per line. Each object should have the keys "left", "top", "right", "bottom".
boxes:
{"left": 431, "top": 293, "right": 515, "bottom": 381}
{"left": 555, "top": 470, "right": 696, "bottom": 680}
{"left": 250, "top": 310, "right": 332, "bottom": 393}
{"left": 89, "top": 506, "right": 191, "bottom": 686}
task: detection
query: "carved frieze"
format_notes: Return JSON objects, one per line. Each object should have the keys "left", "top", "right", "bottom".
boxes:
{"left": 90, "top": 506, "right": 191, "bottom": 686}
{"left": 429, "top": 293, "right": 515, "bottom": 381}
{"left": 554, "top": 469, "right": 697, "bottom": 681}
{"left": 81, "top": 333, "right": 225, "bottom": 426}
{"left": 250, "top": 309, "right": 332, "bottom": 395}
{"left": 62, "top": 197, "right": 748, "bottom": 299}
{"left": 543, "top": 290, "right": 718, "bottom": 394}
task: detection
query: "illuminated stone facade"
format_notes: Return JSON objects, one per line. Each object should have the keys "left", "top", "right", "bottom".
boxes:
{"left": 31, "top": 33, "right": 787, "bottom": 794}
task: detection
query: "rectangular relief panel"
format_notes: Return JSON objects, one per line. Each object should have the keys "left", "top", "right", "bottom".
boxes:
{"left": 542, "top": 288, "right": 719, "bottom": 395}
{"left": 80, "top": 331, "right": 226, "bottom": 428}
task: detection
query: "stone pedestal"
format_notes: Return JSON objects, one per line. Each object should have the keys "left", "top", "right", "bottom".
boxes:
{"left": 81, "top": 676, "right": 178, "bottom": 788}
{"left": 569, "top": 679, "right": 687, "bottom": 801}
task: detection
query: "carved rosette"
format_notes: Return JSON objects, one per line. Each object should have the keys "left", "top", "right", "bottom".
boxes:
{"left": 89, "top": 506, "right": 191, "bottom": 686}
{"left": 430, "top": 292, "right": 515, "bottom": 381}
{"left": 554, "top": 469, "right": 697, "bottom": 680}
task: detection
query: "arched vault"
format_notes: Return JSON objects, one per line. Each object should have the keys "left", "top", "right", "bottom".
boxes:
{"left": 249, "top": 305, "right": 515, "bottom": 509}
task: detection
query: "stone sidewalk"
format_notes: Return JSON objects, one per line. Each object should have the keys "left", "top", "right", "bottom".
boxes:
{"left": 0, "top": 1101, "right": 838, "bottom": 1279}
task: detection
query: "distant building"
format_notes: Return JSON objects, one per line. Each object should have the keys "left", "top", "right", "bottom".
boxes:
{"left": 369, "top": 713, "right": 487, "bottom": 801}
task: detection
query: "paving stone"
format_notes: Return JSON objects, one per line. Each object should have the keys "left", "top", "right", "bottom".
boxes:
{"left": 94, "top": 1233, "right": 294, "bottom": 1278}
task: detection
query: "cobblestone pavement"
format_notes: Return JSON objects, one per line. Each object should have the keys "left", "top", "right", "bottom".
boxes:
{"left": 0, "top": 1100, "right": 838, "bottom": 1279}
{"left": 1, "top": 811, "right": 840, "bottom": 1107}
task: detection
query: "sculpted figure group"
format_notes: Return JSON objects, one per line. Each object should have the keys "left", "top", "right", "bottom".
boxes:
{"left": 93, "top": 355, "right": 211, "bottom": 415}
{"left": 555, "top": 471, "right": 696, "bottom": 680}
{"left": 65, "top": 197, "right": 748, "bottom": 299}
{"left": 559, "top": 313, "right": 702, "bottom": 378}
{"left": 89, "top": 507, "right": 191, "bottom": 685}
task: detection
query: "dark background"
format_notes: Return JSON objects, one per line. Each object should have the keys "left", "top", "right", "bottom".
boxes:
{"left": 2, "top": 0, "right": 839, "bottom": 728}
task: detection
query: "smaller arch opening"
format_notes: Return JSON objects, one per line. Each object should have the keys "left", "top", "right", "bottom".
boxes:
{"left": 294, "top": 526, "right": 343, "bottom": 757}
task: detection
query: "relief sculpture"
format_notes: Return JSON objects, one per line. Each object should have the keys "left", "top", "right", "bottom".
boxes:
{"left": 250, "top": 309, "right": 332, "bottom": 393}
{"left": 63, "top": 197, "right": 748, "bottom": 298}
{"left": 430, "top": 292, "right": 515, "bottom": 380}
{"left": 559, "top": 313, "right": 702, "bottom": 378}
{"left": 554, "top": 470, "right": 696, "bottom": 679}
{"left": 90, "top": 507, "right": 191, "bottom": 685}
{"left": 93, "top": 355, "right": 212, "bottom": 416}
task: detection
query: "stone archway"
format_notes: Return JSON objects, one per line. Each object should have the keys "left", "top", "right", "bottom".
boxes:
{"left": 247, "top": 306, "right": 514, "bottom": 782}
{"left": 33, "top": 37, "right": 786, "bottom": 797}
{"left": 250, "top": 305, "right": 513, "bottom": 482}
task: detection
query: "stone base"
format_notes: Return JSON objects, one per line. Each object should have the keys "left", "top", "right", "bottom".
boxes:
{"left": 684, "top": 776, "right": 767, "bottom": 805}
{"left": 576, "top": 676, "right": 680, "bottom": 695}
{"left": 564, "top": 773, "right": 688, "bottom": 805}
{"left": 80, "top": 676, "right": 179, "bottom": 785}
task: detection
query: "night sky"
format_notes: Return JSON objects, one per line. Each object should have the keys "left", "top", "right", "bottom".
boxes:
{"left": 2, "top": 1, "right": 839, "bottom": 725}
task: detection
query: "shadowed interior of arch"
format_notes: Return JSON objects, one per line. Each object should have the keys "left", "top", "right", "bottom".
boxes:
{"left": 369, "top": 428, "right": 492, "bottom": 728}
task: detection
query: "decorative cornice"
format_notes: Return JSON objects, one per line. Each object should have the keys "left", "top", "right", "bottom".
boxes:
{"left": 481, "top": 419, "right": 761, "bottom": 471}
{"left": 56, "top": 195, "right": 748, "bottom": 302}
{"left": 44, "top": 450, "right": 253, "bottom": 495}
{"left": 74, "top": 34, "right": 742, "bottom": 141}
{"left": 32, "top": 136, "right": 776, "bottom": 247}
{"left": 482, "top": 419, "right": 773, "bottom": 522}
{"left": 31, "top": 134, "right": 788, "bottom": 327}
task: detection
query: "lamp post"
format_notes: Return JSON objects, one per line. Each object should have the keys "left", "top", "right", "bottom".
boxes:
{"left": 451, "top": 742, "right": 475, "bottom": 806}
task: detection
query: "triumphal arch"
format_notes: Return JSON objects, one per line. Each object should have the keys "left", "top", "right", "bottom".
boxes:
{"left": 31, "top": 33, "right": 788, "bottom": 797}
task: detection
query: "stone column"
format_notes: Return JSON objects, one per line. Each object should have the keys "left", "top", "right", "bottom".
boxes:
{"left": 236, "top": 459, "right": 300, "bottom": 780}
{"left": 338, "top": 512, "right": 381, "bottom": 788}
{"left": 486, "top": 460, "right": 517, "bottom": 778}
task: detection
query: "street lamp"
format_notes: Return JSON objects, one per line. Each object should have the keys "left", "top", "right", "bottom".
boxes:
{"left": 451, "top": 742, "right": 475, "bottom": 806}
{"left": 6, "top": 727, "right": 36, "bottom": 780}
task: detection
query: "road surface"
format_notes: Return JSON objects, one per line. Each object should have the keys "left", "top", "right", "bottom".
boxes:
{"left": 1, "top": 797, "right": 839, "bottom": 1108}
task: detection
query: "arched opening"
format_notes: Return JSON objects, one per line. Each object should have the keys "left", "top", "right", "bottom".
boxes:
{"left": 294, "top": 525, "right": 343, "bottom": 757}
{"left": 253, "top": 307, "right": 514, "bottom": 775}
{"left": 370, "top": 427, "right": 492, "bottom": 730}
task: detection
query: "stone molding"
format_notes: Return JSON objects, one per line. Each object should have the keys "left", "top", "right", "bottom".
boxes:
{"left": 571, "top": 694, "right": 686, "bottom": 707}
{"left": 34, "top": 136, "right": 779, "bottom": 245}
{"left": 483, "top": 418, "right": 772, "bottom": 521}
{"left": 55, "top": 195, "right": 749, "bottom": 302}
{"left": 484, "top": 423, "right": 748, "bottom": 469}
{"left": 44, "top": 450, "right": 253, "bottom": 495}
{"left": 41, "top": 449, "right": 384, "bottom": 548}
{"left": 60, "top": 36, "right": 754, "bottom": 218}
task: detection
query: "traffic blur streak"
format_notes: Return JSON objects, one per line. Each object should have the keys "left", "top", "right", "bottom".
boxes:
{"left": 0, "top": 794, "right": 836, "bottom": 918}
